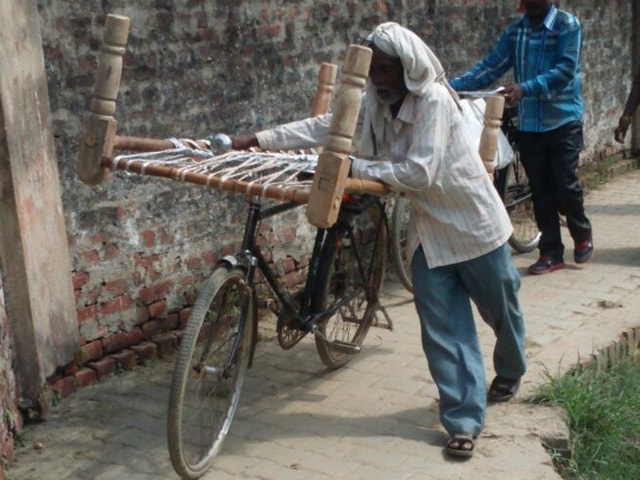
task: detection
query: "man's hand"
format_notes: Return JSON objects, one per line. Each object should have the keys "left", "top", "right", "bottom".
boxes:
{"left": 502, "top": 83, "right": 524, "bottom": 107}
{"left": 614, "top": 116, "right": 632, "bottom": 144}
{"left": 229, "top": 134, "right": 259, "bottom": 150}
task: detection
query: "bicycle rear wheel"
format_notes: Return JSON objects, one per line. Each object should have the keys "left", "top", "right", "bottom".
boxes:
{"left": 168, "top": 266, "right": 254, "bottom": 479}
{"left": 501, "top": 159, "right": 540, "bottom": 253}
{"left": 389, "top": 195, "right": 413, "bottom": 293}
{"left": 314, "top": 200, "right": 388, "bottom": 370}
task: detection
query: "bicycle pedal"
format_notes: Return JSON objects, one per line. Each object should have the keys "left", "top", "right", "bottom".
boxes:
{"left": 326, "top": 340, "right": 361, "bottom": 354}
{"left": 313, "top": 327, "right": 361, "bottom": 354}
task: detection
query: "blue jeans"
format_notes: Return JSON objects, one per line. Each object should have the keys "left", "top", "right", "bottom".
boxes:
{"left": 411, "top": 243, "right": 527, "bottom": 437}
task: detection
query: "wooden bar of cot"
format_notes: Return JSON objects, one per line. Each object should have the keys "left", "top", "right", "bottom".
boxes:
{"left": 107, "top": 158, "right": 388, "bottom": 204}
{"left": 76, "top": 14, "right": 129, "bottom": 185}
{"left": 478, "top": 95, "right": 505, "bottom": 181}
{"left": 306, "top": 45, "right": 374, "bottom": 228}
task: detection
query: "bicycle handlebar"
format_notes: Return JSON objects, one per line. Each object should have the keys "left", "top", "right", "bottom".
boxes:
{"left": 456, "top": 86, "right": 506, "bottom": 99}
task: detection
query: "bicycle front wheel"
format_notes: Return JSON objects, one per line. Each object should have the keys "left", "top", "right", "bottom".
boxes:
{"left": 314, "top": 200, "right": 388, "bottom": 370}
{"left": 502, "top": 160, "right": 540, "bottom": 253}
{"left": 389, "top": 195, "right": 413, "bottom": 293}
{"left": 167, "top": 266, "right": 254, "bottom": 479}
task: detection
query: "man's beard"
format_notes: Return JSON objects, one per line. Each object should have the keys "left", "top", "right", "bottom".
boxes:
{"left": 375, "top": 88, "right": 406, "bottom": 106}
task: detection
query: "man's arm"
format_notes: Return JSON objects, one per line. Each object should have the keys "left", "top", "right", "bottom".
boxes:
{"left": 615, "top": 72, "right": 640, "bottom": 143}
{"left": 449, "top": 29, "right": 513, "bottom": 92}
{"left": 230, "top": 113, "right": 332, "bottom": 151}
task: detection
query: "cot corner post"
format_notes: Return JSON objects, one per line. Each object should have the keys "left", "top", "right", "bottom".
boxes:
{"left": 76, "top": 14, "right": 130, "bottom": 185}
{"left": 306, "top": 45, "right": 372, "bottom": 228}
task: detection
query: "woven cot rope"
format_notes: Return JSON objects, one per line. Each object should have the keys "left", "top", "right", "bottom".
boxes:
{"left": 111, "top": 141, "right": 319, "bottom": 197}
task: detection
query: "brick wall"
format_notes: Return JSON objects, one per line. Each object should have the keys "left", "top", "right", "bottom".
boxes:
{"left": 0, "top": 276, "right": 20, "bottom": 473}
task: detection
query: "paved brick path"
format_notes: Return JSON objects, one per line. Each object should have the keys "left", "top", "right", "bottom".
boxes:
{"left": 8, "top": 168, "right": 640, "bottom": 480}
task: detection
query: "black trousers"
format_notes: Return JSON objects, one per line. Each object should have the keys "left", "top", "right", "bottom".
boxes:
{"left": 516, "top": 121, "right": 592, "bottom": 260}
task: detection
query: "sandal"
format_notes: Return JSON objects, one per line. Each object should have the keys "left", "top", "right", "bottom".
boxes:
{"left": 446, "top": 433, "right": 475, "bottom": 458}
{"left": 488, "top": 375, "right": 520, "bottom": 402}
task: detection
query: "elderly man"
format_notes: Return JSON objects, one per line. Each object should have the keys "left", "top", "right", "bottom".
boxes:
{"left": 231, "top": 22, "right": 527, "bottom": 458}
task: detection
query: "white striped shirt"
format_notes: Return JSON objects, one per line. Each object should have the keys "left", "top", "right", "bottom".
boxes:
{"left": 257, "top": 83, "right": 513, "bottom": 268}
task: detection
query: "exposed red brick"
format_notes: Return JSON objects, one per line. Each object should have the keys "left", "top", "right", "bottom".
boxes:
{"left": 141, "top": 230, "right": 155, "bottom": 248}
{"left": 74, "top": 368, "right": 98, "bottom": 388}
{"left": 281, "top": 270, "right": 305, "bottom": 288}
{"left": 89, "top": 231, "right": 108, "bottom": 244}
{"left": 103, "top": 279, "right": 129, "bottom": 295}
{"left": 130, "top": 342, "right": 158, "bottom": 363}
{"left": 125, "top": 327, "right": 145, "bottom": 346}
{"left": 282, "top": 227, "right": 297, "bottom": 243}
{"left": 133, "top": 253, "right": 161, "bottom": 269}
{"left": 141, "top": 319, "right": 165, "bottom": 339}
{"left": 84, "top": 249, "right": 100, "bottom": 265}
{"left": 72, "top": 271, "right": 90, "bottom": 289}
{"left": 88, "top": 357, "right": 117, "bottom": 380}
{"left": 281, "top": 256, "right": 296, "bottom": 273}
{"left": 186, "top": 256, "right": 202, "bottom": 270}
{"left": 179, "top": 308, "right": 192, "bottom": 329}
{"left": 180, "top": 275, "right": 199, "bottom": 287}
{"left": 109, "top": 350, "right": 137, "bottom": 371}
{"left": 136, "top": 305, "right": 149, "bottom": 325}
{"left": 64, "top": 361, "right": 79, "bottom": 377}
{"left": 202, "top": 251, "right": 216, "bottom": 265}
{"left": 3, "top": 435, "right": 14, "bottom": 466}
{"left": 85, "top": 287, "right": 101, "bottom": 306}
{"left": 147, "top": 268, "right": 162, "bottom": 281}
{"left": 148, "top": 300, "right": 167, "bottom": 318}
{"left": 139, "top": 281, "right": 172, "bottom": 305}
{"left": 101, "top": 295, "right": 134, "bottom": 315}
{"left": 98, "top": 329, "right": 135, "bottom": 352}
{"left": 164, "top": 313, "right": 179, "bottom": 331}
{"left": 154, "top": 333, "right": 180, "bottom": 358}
{"left": 79, "top": 340, "right": 103, "bottom": 363}
{"left": 104, "top": 243, "right": 120, "bottom": 260}
{"left": 76, "top": 304, "right": 99, "bottom": 324}
{"left": 51, "top": 376, "right": 76, "bottom": 398}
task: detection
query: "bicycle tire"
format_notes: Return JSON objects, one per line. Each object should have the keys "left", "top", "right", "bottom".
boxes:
{"left": 502, "top": 158, "right": 540, "bottom": 253}
{"left": 167, "top": 265, "right": 254, "bottom": 479}
{"left": 389, "top": 195, "right": 413, "bottom": 293}
{"left": 314, "top": 200, "right": 388, "bottom": 370}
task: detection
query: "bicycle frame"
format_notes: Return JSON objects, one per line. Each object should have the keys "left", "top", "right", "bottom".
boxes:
{"left": 222, "top": 195, "right": 385, "bottom": 341}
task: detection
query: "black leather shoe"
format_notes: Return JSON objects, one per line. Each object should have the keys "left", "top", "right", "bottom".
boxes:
{"left": 528, "top": 256, "right": 566, "bottom": 275}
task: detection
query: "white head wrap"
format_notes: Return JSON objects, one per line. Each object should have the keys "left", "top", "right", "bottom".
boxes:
{"left": 366, "top": 21, "right": 445, "bottom": 96}
{"left": 359, "top": 22, "right": 460, "bottom": 157}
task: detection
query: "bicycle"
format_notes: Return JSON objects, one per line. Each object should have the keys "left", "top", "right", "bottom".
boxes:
{"left": 167, "top": 192, "right": 391, "bottom": 479}
{"left": 495, "top": 108, "right": 540, "bottom": 254}
{"left": 388, "top": 91, "right": 540, "bottom": 293}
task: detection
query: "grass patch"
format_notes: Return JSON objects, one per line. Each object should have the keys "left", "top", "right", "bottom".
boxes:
{"left": 533, "top": 357, "right": 640, "bottom": 479}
